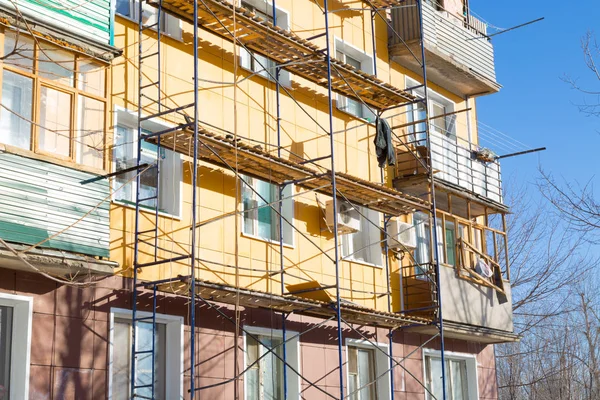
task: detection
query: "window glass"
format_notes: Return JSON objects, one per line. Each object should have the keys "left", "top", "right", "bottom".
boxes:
{"left": 112, "top": 318, "right": 166, "bottom": 400}
{"left": 445, "top": 223, "right": 456, "bottom": 266}
{"left": 77, "top": 96, "right": 105, "bottom": 169}
{"left": 78, "top": 60, "right": 106, "bottom": 97}
{"left": 246, "top": 334, "right": 284, "bottom": 400}
{"left": 242, "top": 176, "right": 294, "bottom": 245}
{"left": 342, "top": 207, "right": 382, "bottom": 266}
{"left": 38, "top": 43, "right": 75, "bottom": 86}
{"left": 113, "top": 119, "right": 182, "bottom": 216}
{"left": 348, "top": 346, "right": 377, "bottom": 400}
{"left": 115, "top": 0, "right": 181, "bottom": 39}
{"left": 0, "top": 32, "right": 107, "bottom": 167}
{"left": 431, "top": 102, "right": 447, "bottom": 134}
{"left": 426, "top": 355, "right": 472, "bottom": 400}
{"left": 115, "top": 0, "right": 132, "bottom": 17}
{"left": 39, "top": 87, "right": 71, "bottom": 157}
{"left": 0, "top": 306, "right": 13, "bottom": 399}
{"left": 335, "top": 50, "right": 366, "bottom": 119}
{"left": 0, "top": 70, "right": 33, "bottom": 149}
{"left": 3, "top": 32, "right": 34, "bottom": 71}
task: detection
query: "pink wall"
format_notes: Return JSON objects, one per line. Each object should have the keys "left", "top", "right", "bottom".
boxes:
{"left": 0, "top": 269, "right": 497, "bottom": 399}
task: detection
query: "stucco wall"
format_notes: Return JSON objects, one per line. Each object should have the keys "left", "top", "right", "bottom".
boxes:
{"left": 439, "top": 265, "right": 514, "bottom": 332}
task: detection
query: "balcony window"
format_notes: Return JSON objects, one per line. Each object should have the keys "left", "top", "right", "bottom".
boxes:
{"left": 239, "top": 0, "right": 291, "bottom": 86}
{"left": 413, "top": 212, "right": 457, "bottom": 272}
{"left": 335, "top": 39, "right": 375, "bottom": 121}
{"left": 113, "top": 109, "right": 183, "bottom": 217}
{"left": 115, "top": 0, "right": 182, "bottom": 39}
{"left": 241, "top": 176, "right": 294, "bottom": 246}
{"left": 0, "top": 30, "right": 108, "bottom": 170}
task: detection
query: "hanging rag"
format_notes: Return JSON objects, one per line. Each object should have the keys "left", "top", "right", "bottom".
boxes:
{"left": 374, "top": 116, "right": 396, "bottom": 168}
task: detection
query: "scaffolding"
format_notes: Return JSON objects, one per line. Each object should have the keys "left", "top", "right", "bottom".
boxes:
{"left": 128, "top": 0, "right": 466, "bottom": 398}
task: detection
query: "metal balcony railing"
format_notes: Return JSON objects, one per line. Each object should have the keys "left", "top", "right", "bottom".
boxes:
{"left": 429, "top": 131, "right": 503, "bottom": 203}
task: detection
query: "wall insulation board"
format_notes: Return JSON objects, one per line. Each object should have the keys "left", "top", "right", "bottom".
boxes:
{"left": 0, "top": 152, "right": 110, "bottom": 258}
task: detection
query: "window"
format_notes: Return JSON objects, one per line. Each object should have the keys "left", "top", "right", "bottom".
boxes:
{"left": 239, "top": 0, "right": 291, "bottom": 86}
{"left": 109, "top": 309, "right": 183, "bottom": 400}
{"left": 0, "top": 30, "right": 108, "bottom": 169}
{"left": 414, "top": 213, "right": 457, "bottom": 272}
{"left": 346, "top": 340, "right": 391, "bottom": 400}
{"left": 406, "top": 78, "right": 456, "bottom": 145}
{"left": 334, "top": 39, "right": 375, "bottom": 121}
{"left": 342, "top": 207, "right": 382, "bottom": 267}
{"left": 348, "top": 346, "right": 377, "bottom": 400}
{"left": 244, "top": 326, "right": 300, "bottom": 400}
{"left": 0, "top": 293, "right": 33, "bottom": 400}
{"left": 241, "top": 176, "right": 294, "bottom": 246}
{"left": 113, "top": 108, "right": 182, "bottom": 217}
{"left": 115, "top": 0, "right": 182, "bottom": 39}
{"left": 424, "top": 350, "right": 478, "bottom": 400}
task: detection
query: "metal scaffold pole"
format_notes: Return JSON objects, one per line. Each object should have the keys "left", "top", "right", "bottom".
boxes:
{"left": 190, "top": 0, "right": 200, "bottom": 396}
{"left": 416, "top": 0, "right": 448, "bottom": 398}
{"left": 271, "top": 0, "right": 289, "bottom": 396}
{"left": 321, "top": 1, "right": 345, "bottom": 399}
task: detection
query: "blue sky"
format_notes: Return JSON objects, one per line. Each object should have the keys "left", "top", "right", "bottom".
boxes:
{"left": 470, "top": 0, "right": 600, "bottom": 193}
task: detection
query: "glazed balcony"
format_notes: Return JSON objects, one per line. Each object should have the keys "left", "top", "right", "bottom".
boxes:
{"left": 389, "top": 0, "right": 500, "bottom": 96}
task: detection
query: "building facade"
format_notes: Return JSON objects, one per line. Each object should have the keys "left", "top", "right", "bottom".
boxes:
{"left": 0, "top": 0, "right": 517, "bottom": 399}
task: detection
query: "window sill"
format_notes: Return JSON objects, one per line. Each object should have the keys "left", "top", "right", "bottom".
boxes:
{"left": 112, "top": 199, "right": 182, "bottom": 221}
{"left": 335, "top": 105, "right": 376, "bottom": 126}
{"left": 241, "top": 232, "right": 294, "bottom": 249}
{"left": 0, "top": 143, "right": 107, "bottom": 176}
{"left": 342, "top": 256, "right": 383, "bottom": 269}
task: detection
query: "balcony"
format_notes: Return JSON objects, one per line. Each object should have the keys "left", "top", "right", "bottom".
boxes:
{"left": 394, "top": 131, "right": 505, "bottom": 217}
{"left": 0, "top": 152, "right": 115, "bottom": 277}
{"left": 389, "top": 0, "right": 500, "bottom": 96}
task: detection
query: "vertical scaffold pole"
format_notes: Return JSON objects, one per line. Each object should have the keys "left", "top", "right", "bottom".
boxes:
{"left": 190, "top": 0, "right": 200, "bottom": 396}
{"left": 271, "top": 1, "right": 288, "bottom": 398}
{"left": 322, "top": 1, "right": 345, "bottom": 399}
{"left": 416, "top": 0, "right": 447, "bottom": 398}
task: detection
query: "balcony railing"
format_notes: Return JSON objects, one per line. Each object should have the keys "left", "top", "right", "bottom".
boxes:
{"left": 396, "top": 131, "right": 503, "bottom": 205}
{"left": 430, "top": 132, "right": 503, "bottom": 203}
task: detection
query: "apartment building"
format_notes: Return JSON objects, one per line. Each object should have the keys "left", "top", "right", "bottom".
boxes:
{"left": 0, "top": 0, "right": 517, "bottom": 398}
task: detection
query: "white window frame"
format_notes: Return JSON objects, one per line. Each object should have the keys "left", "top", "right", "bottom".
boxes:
{"left": 112, "top": 106, "right": 183, "bottom": 219}
{"left": 406, "top": 77, "right": 457, "bottom": 138}
{"left": 334, "top": 37, "right": 376, "bottom": 122}
{"left": 423, "top": 349, "right": 479, "bottom": 400}
{"left": 243, "top": 325, "right": 301, "bottom": 400}
{"left": 345, "top": 339, "right": 391, "bottom": 400}
{"left": 240, "top": 176, "right": 295, "bottom": 247}
{"left": 341, "top": 206, "right": 383, "bottom": 268}
{"left": 0, "top": 293, "right": 32, "bottom": 400}
{"left": 115, "top": 0, "right": 183, "bottom": 40}
{"left": 239, "top": 0, "right": 292, "bottom": 87}
{"left": 108, "top": 308, "right": 184, "bottom": 400}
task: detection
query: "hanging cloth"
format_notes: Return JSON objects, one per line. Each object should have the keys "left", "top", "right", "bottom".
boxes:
{"left": 374, "top": 116, "right": 396, "bottom": 167}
